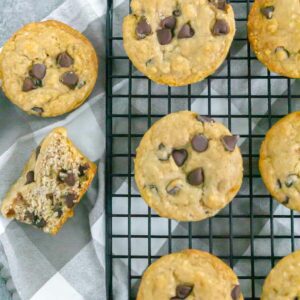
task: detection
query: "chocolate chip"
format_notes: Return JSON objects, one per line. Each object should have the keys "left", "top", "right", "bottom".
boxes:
{"left": 212, "top": 19, "right": 230, "bottom": 35}
{"left": 282, "top": 196, "right": 289, "bottom": 205}
{"left": 58, "top": 170, "right": 76, "bottom": 186}
{"left": 173, "top": 9, "right": 181, "bottom": 17}
{"left": 57, "top": 52, "right": 74, "bottom": 68}
{"left": 25, "top": 171, "right": 35, "bottom": 185}
{"left": 60, "top": 71, "right": 79, "bottom": 89}
{"left": 277, "top": 179, "right": 282, "bottom": 189}
{"left": 178, "top": 24, "right": 195, "bottom": 39}
{"left": 209, "top": 0, "right": 227, "bottom": 10}
{"left": 172, "top": 149, "right": 188, "bottom": 167}
{"left": 231, "top": 285, "right": 241, "bottom": 300}
{"left": 22, "top": 77, "right": 37, "bottom": 92}
{"left": 36, "top": 146, "right": 41, "bottom": 159}
{"left": 187, "top": 168, "right": 204, "bottom": 186}
{"left": 157, "top": 143, "right": 171, "bottom": 161}
{"left": 221, "top": 135, "right": 239, "bottom": 152}
{"left": 65, "top": 193, "right": 77, "bottom": 208}
{"left": 65, "top": 173, "right": 76, "bottom": 186}
{"left": 197, "top": 115, "right": 215, "bottom": 123}
{"left": 261, "top": 6, "right": 274, "bottom": 19}
{"left": 136, "top": 18, "right": 152, "bottom": 39}
{"left": 157, "top": 28, "right": 173, "bottom": 45}
{"left": 31, "top": 107, "right": 44, "bottom": 116}
{"left": 166, "top": 179, "right": 183, "bottom": 196}
{"left": 46, "top": 193, "right": 54, "bottom": 201}
{"left": 191, "top": 134, "right": 209, "bottom": 152}
{"left": 29, "top": 64, "right": 46, "bottom": 80}
{"left": 176, "top": 284, "right": 194, "bottom": 298}
{"left": 35, "top": 218, "right": 46, "bottom": 228}
{"left": 161, "top": 16, "right": 176, "bottom": 30}
{"left": 79, "top": 163, "right": 90, "bottom": 176}
{"left": 24, "top": 211, "right": 34, "bottom": 222}
{"left": 285, "top": 174, "right": 298, "bottom": 187}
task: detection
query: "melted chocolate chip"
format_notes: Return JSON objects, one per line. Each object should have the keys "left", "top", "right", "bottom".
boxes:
{"left": 29, "top": 64, "right": 46, "bottom": 80}
{"left": 31, "top": 107, "right": 44, "bottom": 116}
{"left": 35, "top": 218, "right": 46, "bottom": 228}
{"left": 136, "top": 18, "right": 152, "bottom": 39}
{"left": 65, "top": 193, "right": 77, "bottom": 208}
{"left": 231, "top": 285, "right": 241, "bottom": 300}
{"left": 261, "top": 6, "right": 274, "bottom": 19}
{"left": 191, "top": 134, "right": 209, "bottom": 152}
{"left": 22, "top": 77, "right": 38, "bottom": 92}
{"left": 209, "top": 0, "right": 227, "bottom": 10}
{"left": 25, "top": 171, "right": 35, "bottom": 185}
{"left": 36, "top": 146, "right": 41, "bottom": 159}
{"left": 172, "top": 149, "right": 188, "bottom": 167}
{"left": 173, "top": 9, "right": 181, "bottom": 17}
{"left": 167, "top": 186, "right": 181, "bottom": 196}
{"left": 157, "top": 28, "right": 173, "bottom": 45}
{"left": 197, "top": 115, "right": 215, "bottom": 123}
{"left": 65, "top": 173, "right": 76, "bottom": 186}
{"left": 166, "top": 179, "right": 182, "bottom": 196}
{"left": 46, "top": 193, "right": 54, "bottom": 202}
{"left": 176, "top": 284, "right": 194, "bottom": 299}
{"left": 222, "top": 135, "right": 239, "bottom": 152}
{"left": 285, "top": 174, "right": 298, "bottom": 187}
{"left": 79, "top": 163, "right": 90, "bottom": 176}
{"left": 161, "top": 16, "right": 176, "bottom": 30}
{"left": 58, "top": 170, "right": 76, "bottom": 186}
{"left": 57, "top": 52, "right": 74, "bottom": 67}
{"left": 60, "top": 71, "right": 79, "bottom": 89}
{"left": 178, "top": 24, "right": 195, "bottom": 39}
{"left": 282, "top": 197, "right": 290, "bottom": 205}
{"left": 24, "top": 211, "right": 34, "bottom": 222}
{"left": 277, "top": 179, "right": 282, "bottom": 189}
{"left": 212, "top": 19, "right": 230, "bottom": 35}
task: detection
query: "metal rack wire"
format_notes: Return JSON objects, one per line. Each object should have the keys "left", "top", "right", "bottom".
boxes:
{"left": 106, "top": 0, "right": 300, "bottom": 299}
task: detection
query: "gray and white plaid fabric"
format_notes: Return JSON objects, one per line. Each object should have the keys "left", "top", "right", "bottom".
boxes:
{"left": 0, "top": 1, "right": 106, "bottom": 299}
{"left": 1, "top": 1, "right": 300, "bottom": 300}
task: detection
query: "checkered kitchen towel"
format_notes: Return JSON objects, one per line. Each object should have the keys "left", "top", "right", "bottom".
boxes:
{"left": 2, "top": 1, "right": 300, "bottom": 300}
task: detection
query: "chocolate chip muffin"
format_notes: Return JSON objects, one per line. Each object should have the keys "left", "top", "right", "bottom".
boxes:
{"left": 123, "top": 0, "right": 236, "bottom": 86}
{"left": 1, "top": 128, "right": 97, "bottom": 235}
{"left": 134, "top": 111, "right": 243, "bottom": 221}
{"left": 248, "top": 0, "right": 300, "bottom": 78}
{"left": 261, "top": 250, "right": 300, "bottom": 299}
{"left": 137, "top": 249, "right": 243, "bottom": 300}
{"left": 0, "top": 20, "right": 98, "bottom": 117}
{"left": 259, "top": 112, "right": 300, "bottom": 211}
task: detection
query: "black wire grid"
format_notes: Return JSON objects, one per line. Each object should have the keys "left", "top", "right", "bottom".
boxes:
{"left": 106, "top": 0, "right": 300, "bottom": 299}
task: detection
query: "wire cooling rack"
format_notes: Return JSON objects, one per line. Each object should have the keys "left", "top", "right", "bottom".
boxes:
{"left": 106, "top": 0, "right": 300, "bottom": 299}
